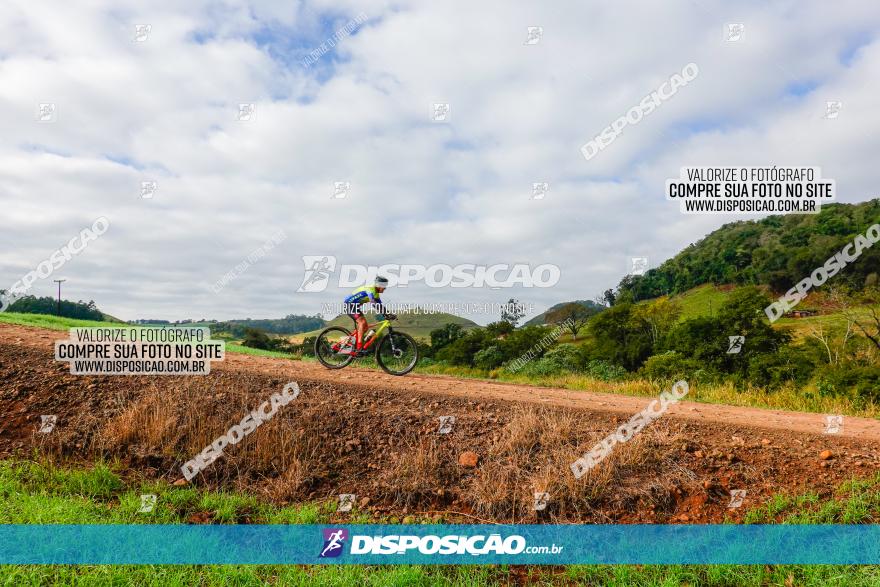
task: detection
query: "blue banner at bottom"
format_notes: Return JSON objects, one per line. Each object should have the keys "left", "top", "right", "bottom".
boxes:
{"left": 0, "top": 525, "right": 877, "bottom": 565}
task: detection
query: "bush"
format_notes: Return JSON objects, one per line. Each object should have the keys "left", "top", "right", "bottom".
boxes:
{"left": 541, "top": 344, "right": 582, "bottom": 372}
{"left": 513, "top": 357, "right": 563, "bottom": 377}
{"left": 815, "top": 365, "right": 880, "bottom": 401}
{"left": 746, "top": 347, "right": 815, "bottom": 389}
{"left": 298, "top": 336, "right": 316, "bottom": 357}
{"left": 503, "top": 343, "right": 582, "bottom": 377}
{"left": 640, "top": 351, "right": 707, "bottom": 383}
{"left": 584, "top": 359, "right": 628, "bottom": 381}
{"left": 429, "top": 323, "right": 465, "bottom": 355}
{"left": 474, "top": 345, "right": 505, "bottom": 370}
{"left": 242, "top": 328, "right": 270, "bottom": 349}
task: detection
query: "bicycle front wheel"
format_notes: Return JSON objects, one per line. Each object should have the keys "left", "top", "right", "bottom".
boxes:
{"left": 375, "top": 331, "right": 419, "bottom": 375}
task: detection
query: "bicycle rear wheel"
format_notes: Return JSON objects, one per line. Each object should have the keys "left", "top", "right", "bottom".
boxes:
{"left": 375, "top": 331, "right": 419, "bottom": 375}
{"left": 315, "top": 326, "right": 356, "bottom": 369}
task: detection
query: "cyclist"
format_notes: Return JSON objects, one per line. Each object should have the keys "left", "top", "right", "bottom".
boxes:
{"left": 343, "top": 276, "right": 396, "bottom": 355}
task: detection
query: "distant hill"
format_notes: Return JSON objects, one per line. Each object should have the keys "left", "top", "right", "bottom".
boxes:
{"left": 617, "top": 199, "right": 880, "bottom": 302}
{"left": 213, "top": 315, "right": 325, "bottom": 337}
{"left": 293, "top": 310, "right": 479, "bottom": 341}
{"left": 134, "top": 315, "right": 326, "bottom": 337}
{"left": 5, "top": 295, "right": 107, "bottom": 322}
{"left": 525, "top": 300, "right": 604, "bottom": 326}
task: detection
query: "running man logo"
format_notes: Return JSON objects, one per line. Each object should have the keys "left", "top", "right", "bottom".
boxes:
{"left": 319, "top": 528, "right": 349, "bottom": 558}
{"left": 727, "top": 335, "right": 745, "bottom": 354}
{"left": 298, "top": 256, "right": 337, "bottom": 292}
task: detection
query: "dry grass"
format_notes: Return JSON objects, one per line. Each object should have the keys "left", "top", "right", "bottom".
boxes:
{"left": 260, "top": 458, "right": 308, "bottom": 501}
{"left": 98, "top": 376, "right": 324, "bottom": 492}
{"left": 385, "top": 436, "right": 457, "bottom": 507}
{"left": 462, "top": 406, "right": 692, "bottom": 521}
{"left": 42, "top": 368, "right": 704, "bottom": 522}
{"left": 101, "top": 383, "right": 180, "bottom": 452}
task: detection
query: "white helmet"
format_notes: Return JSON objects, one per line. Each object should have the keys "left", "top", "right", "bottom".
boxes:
{"left": 375, "top": 275, "right": 389, "bottom": 287}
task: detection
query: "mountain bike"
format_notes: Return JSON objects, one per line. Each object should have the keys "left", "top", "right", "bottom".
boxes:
{"left": 314, "top": 316, "right": 419, "bottom": 376}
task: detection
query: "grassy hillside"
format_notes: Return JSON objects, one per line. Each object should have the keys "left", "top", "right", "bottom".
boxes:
{"left": 618, "top": 199, "right": 880, "bottom": 301}
{"left": 135, "top": 315, "right": 325, "bottom": 337}
{"left": 635, "top": 283, "right": 879, "bottom": 340}
{"left": 0, "top": 312, "right": 124, "bottom": 330}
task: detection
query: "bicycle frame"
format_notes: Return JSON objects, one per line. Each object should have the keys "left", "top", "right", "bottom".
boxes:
{"left": 356, "top": 319, "right": 391, "bottom": 350}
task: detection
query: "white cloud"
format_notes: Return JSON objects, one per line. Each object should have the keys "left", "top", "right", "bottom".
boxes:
{"left": 1, "top": 0, "right": 878, "bottom": 323}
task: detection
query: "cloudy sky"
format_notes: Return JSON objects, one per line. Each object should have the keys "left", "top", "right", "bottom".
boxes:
{"left": 1, "top": 0, "right": 878, "bottom": 324}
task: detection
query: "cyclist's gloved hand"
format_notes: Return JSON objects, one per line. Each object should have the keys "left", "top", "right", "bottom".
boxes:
{"left": 385, "top": 312, "right": 397, "bottom": 320}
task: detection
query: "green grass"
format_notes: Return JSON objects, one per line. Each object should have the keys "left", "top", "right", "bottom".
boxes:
{"left": 655, "top": 283, "right": 736, "bottom": 320}
{"left": 0, "top": 312, "right": 125, "bottom": 330}
{"left": 1, "top": 458, "right": 879, "bottom": 585}
{"left": 741, "top": 472, "right": 880, "bottom": 525}
{"left": 0, "top": 313, "right": 303, "bottom": 360}
{"left": 225, "top": 342, "right": 301, "bottom": 360}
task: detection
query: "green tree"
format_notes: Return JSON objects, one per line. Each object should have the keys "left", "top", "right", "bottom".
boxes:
{"left": 501, "top": 298, "right": 525, "bottom": 327}
{"left": 242, "top": 328, "right": 271, "bottom": 350}
{"left": 632, "top": 298, "right": 682, "bottom": 345}
{"left": 429, "top": 323, "right": 464, "bottom": 351}
{"left": 545, "top": 302, "right": 597, "bottom": 340}
{"left": 586, "top": 303, "right": 654, "bottom": 370}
